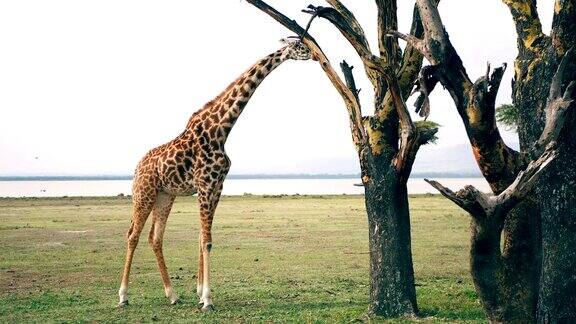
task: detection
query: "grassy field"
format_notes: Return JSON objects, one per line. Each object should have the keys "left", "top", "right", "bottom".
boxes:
{"left": 0, "top": 195, "right": 483, "bottom": 323}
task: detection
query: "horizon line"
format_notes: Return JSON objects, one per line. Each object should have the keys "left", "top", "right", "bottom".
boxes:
{"left": 0, "top": 171, "right": 482, "bottom": 181}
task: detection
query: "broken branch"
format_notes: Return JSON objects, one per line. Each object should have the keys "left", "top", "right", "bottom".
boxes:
{"left": 386, "top": 30, "right": 431, "bottom": 63}
{"left": 392, "top": 0, "right": 524, "bottom": 192}
{"left": 412, "top": 65, "right": 439, "bottom": 118}
{"left": 340, "top": 61, "right": 361, "bottom": 104}
{"left": 426, "top": 143, "right": 557, "bottom": 222}
{"left": 536, "top": 48, "right": 576, "bottom": 153}
{"left": 375, "top": 0, "right": 402, "bottom": 65}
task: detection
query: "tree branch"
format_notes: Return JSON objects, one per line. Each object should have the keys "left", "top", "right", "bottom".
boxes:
{"left": 386, "top": 30, "right": 431, "bottom": 63}
{"left": 412, "top": 0, "right": 448, "bottom": 65}
{"left": 303, "top": 5, "right": 372, "bottom": 59}
{"left": 385, "top": 71, "right": 418, "bottom": 175}
{"left": 424, "top": 180, "right": 489, "bottom": 219}
{"left": 375, "top": 0, "right": 402, "bottom": 66}
{"left": 535, "top": 48, "right": 576, "bottom": 153}
{"left": 412, "top": 65, "right": 439, "bottom": 118}
{"left": 246, "top": 0, "right": 367, "bottom": 151}
{"left": 340, "top": 61, "right": 361, "bottom": 104}
{"left": 395, "top": 1, "right": 440, "bottom": 99}
{"left": 551, "top": 0, "right": 576, "bottom": 55}
{"left": 371, "top": 1, "right": 439, "bottom": 127}
{"left": 367, "top": 65, "right": 437, "bottom": 177}
{"left": 302, "top": 4, "right": 383, "bottom": 91}
{"left": 388, "top": 0, "right": 523, "bottom": 192}
{"left": 325, "top": 0, "right": 372, "bottom": 53}
{"left": 246, "top": 0, "right": 309, "bottom": 42}
{"left": 425, "top": 143, "right": 557, "bottom": 222}
{"left": 494, "top": 145, "right": 557, "bottom": 212}
{"left": 502, "top": 0, "right": 547, "bottom": 52}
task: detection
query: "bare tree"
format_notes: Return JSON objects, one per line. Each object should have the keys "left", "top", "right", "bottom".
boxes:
{"left": 247, "top": 0, "right": 438, "bottom": 317}
{"left": 388, "top": 0, "right": 576, "bottom": 322}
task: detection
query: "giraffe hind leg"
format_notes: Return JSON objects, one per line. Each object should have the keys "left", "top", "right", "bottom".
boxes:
{"left": 148, "top": 192, "right": 179, "bottom": 305}
{"left": 118, "top": 198, "right": 155, "bottom": 307}
{"left": 197, "top": 231, "right": 204, "bottom": 306}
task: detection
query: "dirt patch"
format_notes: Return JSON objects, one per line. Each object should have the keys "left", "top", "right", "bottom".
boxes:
{"left": 42, "top": 242, "right": 66, "bottom": 247}
{"left": 58, "top": 230, "right": 93, "bottom": 234}
{"left": 0, "top": 268, "right": 43, "bottom": 294}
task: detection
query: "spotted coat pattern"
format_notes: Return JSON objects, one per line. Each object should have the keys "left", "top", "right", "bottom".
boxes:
{"left": 118, "top": 40, "right": 312, "bottom": 310}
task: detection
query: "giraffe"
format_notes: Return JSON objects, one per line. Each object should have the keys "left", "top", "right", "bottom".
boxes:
{"left": 117, "top": 38, "right": 312, "bottom": 311}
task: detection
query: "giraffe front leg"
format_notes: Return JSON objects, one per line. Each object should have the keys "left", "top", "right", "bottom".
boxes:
{"left": 199, "top": 236, "right": 214, "bottom": 312}
{"left": 196, "top": 182, "right": 223, "bottom": 312}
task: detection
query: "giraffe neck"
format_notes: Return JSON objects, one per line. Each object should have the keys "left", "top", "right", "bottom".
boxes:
{"left": 201, "top": 48, "right": 288, "bottom": 140}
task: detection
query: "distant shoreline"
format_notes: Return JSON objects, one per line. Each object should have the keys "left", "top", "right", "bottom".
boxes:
{"left": 0, "top": 173, "right": 482, "bottom": 181}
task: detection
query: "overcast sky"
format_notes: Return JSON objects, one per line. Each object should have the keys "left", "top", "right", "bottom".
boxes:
{"left": 0, "top": 1, "right": 554, "bottom": 176}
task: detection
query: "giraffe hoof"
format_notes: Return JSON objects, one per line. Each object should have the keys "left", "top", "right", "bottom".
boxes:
{"left": 117, "top": 300, "right": 129, "bottom": 308}
{"left": 201, "top": 304, "right": 215, "bottom": 312}
{"left": 170, "top": 298, "right": 182, "bottom": 305}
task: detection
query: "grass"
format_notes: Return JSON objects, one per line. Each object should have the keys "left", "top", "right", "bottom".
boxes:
{"left": 0, "top": 195, "right": 484, "bottom": 323}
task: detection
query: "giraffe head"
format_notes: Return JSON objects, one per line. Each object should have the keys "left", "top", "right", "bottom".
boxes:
{"left": 280, "top": 38, "right": 312, "bottom": 61}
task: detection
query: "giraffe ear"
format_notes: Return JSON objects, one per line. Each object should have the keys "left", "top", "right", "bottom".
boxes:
{"left": 280, "top": 37, "right": 299, "bottom": 45}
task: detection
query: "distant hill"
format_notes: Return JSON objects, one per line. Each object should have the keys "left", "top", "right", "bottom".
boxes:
{"left": 295, "top": 142, "right": 519, "bottom": 177}
{"left": 413, "top": 141, "right": 519, "bottom": 175}
{"left": 413, "top": 144, "right": 480, "bottom": 175}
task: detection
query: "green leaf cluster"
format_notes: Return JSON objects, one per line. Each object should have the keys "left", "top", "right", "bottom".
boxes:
{"left": 496, "top": 104, "right": 519, "bottom": 130}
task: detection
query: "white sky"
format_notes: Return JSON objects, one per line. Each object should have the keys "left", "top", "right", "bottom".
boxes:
{"left": 0, "top": 0, "right": 554, "bottom": 176}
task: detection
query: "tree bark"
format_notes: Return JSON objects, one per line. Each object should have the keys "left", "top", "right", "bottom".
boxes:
{"left": 536, "top": 145, "right": 576, "bottom": 323}
{"left": 364, "top": 152, "right": 417, "bottom": 316}
{"left": 504, "top": 0, "right": 576, "bottom": 321}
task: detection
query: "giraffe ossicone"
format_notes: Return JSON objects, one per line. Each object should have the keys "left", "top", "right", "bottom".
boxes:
{"left": 117, "top": 39, "right": 312, "bottom": 311}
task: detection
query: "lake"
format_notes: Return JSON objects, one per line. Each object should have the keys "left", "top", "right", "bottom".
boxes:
{"left": 0, "top": 178, "right": 490, "bottom": 197}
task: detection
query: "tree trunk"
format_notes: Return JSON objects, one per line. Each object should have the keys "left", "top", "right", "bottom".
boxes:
{"left": 535, "top": 144, "right": 576, "bottom": 322}
{"left": 507, "top": 0, "right": 576, "bottom": 316}
{"left": 364, "top": 153, "right": 417, "bottom": 317}
{"left": 500, "top": 204, "right": 541, "bottom": 322}
{"left": 467, "top": 204, "right": 541, "bottom": 322}
{"left": 468, "top": 218, "right": 506, "bottom": 321}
